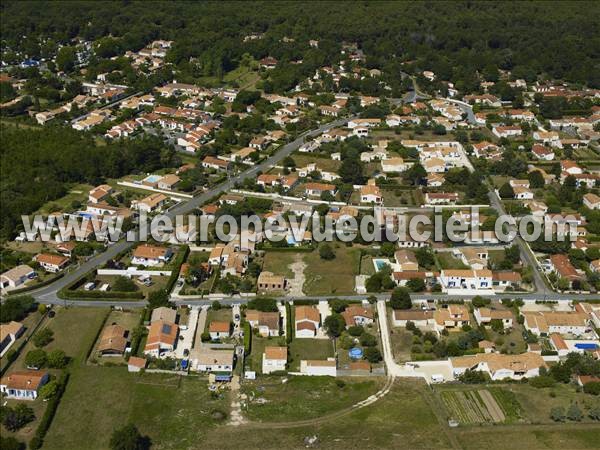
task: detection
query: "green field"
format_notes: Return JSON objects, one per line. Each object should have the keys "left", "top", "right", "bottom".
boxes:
{"left": 303, "top": 244, "right": 361, "bottom": 295}
{"left": 288, "top": 338, "right": 334, "bottom": 371}
{"left": 436, "top": 252, "right": 469, "bottom": 270}
{"left": 261, "top": 251, "right": 297, "bottom": 278}
{"left": 43, "top": 368, "right": 230, "bottom": 450}
{"left": 242, "top": 376, "right": 382, "bottom": 422}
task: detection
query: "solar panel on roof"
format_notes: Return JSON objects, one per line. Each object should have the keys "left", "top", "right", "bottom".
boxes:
{"left": 162, "top": 324, "right": 172, "bottom": 334}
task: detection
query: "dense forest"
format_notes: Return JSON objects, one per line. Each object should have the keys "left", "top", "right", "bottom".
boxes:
{"left": 1, "top": 1, "right": 599, "bottom": 90}
{"left": 0, "top": 125, "right": 178, "bottom": 239}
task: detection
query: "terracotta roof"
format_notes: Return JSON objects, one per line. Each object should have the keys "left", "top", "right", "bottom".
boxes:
{"left": 133, "top": 244, "right": 169, "bottom": 260}
{"left": 145, "top": 320, "right": 178, "bottom": 349}
{"left": 451, "top": 352, "right": 546, "bottom": 374}
{"left": 393, "top": 309, "right": 433, "bottom": 321}
{"left": 264, "top": 346, "right": 287, "bottom": 360}
{"left": 35, "top": 253, "right": 69, "bottom": 266}
{"left": 295, "top": 305, "right": 320, "bottom": 323}
{"left": 349, "top": 361, "right": 371, "bottom": 371}
{"left": 209, "top": 321, "right": 230, "bottom": 333}
{"left": 550, "top": 333, "right": 568, "bottom": 351}
{"left": 128, "top": 356, "right": 147, "bottom": 368}
{"left": 0, "top": 321, "right": 24, "bottom": 342}
{"left": 97, "top": 324, "right": 127, "bottom": 353}
{"left": 0, "top": 370, "right": 47, "bottom": 391}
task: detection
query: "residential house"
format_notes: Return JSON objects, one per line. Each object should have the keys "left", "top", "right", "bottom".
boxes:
{"left": 523, "top": 311, "right": 590, "bottom": 336}
{"left": 381, "top": 157, "right": 409, "bottom": 173}
{"left": 151, "top": 306, "right": 177, "bottom": 323}
{"left": 246, "top": 310, "right": 280, "bottom": 337}
{"left": 295, "top": 305, "right": 321, "bottom": 338}
{"left": 300, "top": 359, "right": 337, "bottom": 377}
{"left": 492, "top": 125, "right": 522, "bottom": 139}
{"left": 531, "top": 144, "right": 555, "bottom": 161}
{"left": 209, "top": 321, "right": 231, "bottom": 340}
{"left": 0, "top": 265, "right": 36, "bottom": 291}
{"left": 0, "top": 371, "right": 49, "bottom": 400}
{"left": 131, "top": 244, "right": 173, "bottom": 267}
{"left": 304, "top": 182, "right": 336, "bottom": 197}
{"left": 132, "top": 193, "right": 168, "bottom": 213}
{"left": 360, "top": 183, "right": 382, "bottom": 204}
{"left": 424, "top": 192, "right": 459, "bottom": 205}
{"left": 583, "top": 193, "right": 600, "bottom": 210}
{"left": 394, "top": 250, "right": 419, "bottom": 271}
{"left": 549, "top": 254, "right": 583, "bottom": 288}
{"left": 202, "top": 156, "right": 231, "bottom": 171}
{"left": 341, "top": 305, "right": 374, "bottom": 328}
{"left": 192, "top": 347, "right": 234, "bottom": 375}
{"left": 0, "top": 321, "right": 25, "bottom": 356}
{"left": 157, "top": 174, "right": 180, "bottom": 191}
{"left": 392, "top": 310, "right": 434, "bottom": 328}
{"left": 439, "top": 269, "right": 493, "bottom": 292}
{"left": 143, "top": 320, "right": 179, "bottom": 357}
{"left": 97, "top": 324, "right": 128, "bottom": 356}
{"left": 474, "top": 308, "right": 514, "bottom": 329}
{"left": 33, "top": 253, "right": 69, "bottom": 273}
{"left": 451, "top": 352, "right": 546, "bottom": 381}
{"left": 88, "top": 184, "right": 113, "bottom": 204}
{"left": 433, "top": 304, "right": 471, "bottom": 331}
{"left": 262, "top": 346, "right": 287, "bottom": 374}
{"left": 492, "top": 271, "right": 523, "bottom": 290}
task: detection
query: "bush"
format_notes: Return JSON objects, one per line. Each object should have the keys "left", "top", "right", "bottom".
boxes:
{"left": 25, "top": 349, "right": 47, "bottom": 369}
{"left": 550, "top": 406, "right": 565, "bottom": 422}
{"left": 33, "top": 328, "right": 54, "bottom": 347}
{"left": 583, "top": 381, "right": 600, "bottom": 395}
{"left": 359, "top": 333, "right": 377, "bottom": 347}
{"left": 1, "top": 404, "right": 35, "bottom": 431}
{"left": 529, "top": 375, "right": 555, "bottom": 388}
{"left": 319, "top": 243, "right": 335, "bottom": 260}
{"left": 47, "top": 349, "right": 68, "bottom": 368}
{"left": 348, "top": 325, "right": 364, "bottom": 337}
{"left": 364, "top": 347, "right": 382, "bottom": 363}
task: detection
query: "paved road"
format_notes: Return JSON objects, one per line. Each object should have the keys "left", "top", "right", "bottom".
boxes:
{"left": 24, "top": 116, "right": 352, "bottom": 306}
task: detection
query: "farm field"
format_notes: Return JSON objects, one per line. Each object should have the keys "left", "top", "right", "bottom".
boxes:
{"left": 439, "top": 388, "right": 515, "bottom": 424}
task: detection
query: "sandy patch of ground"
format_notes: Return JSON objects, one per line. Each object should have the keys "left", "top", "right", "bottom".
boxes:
{"left": 287, "top": 254, "right": 306, "bottom": 297}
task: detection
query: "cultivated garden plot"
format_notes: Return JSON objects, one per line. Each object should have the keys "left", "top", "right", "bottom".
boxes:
{"left": 440, "top": 389, "right": 514, "bottom": 424}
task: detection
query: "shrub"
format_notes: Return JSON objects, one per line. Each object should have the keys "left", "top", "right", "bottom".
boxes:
{"left": 583, "top": 381, "right": 600, "bottom": 396}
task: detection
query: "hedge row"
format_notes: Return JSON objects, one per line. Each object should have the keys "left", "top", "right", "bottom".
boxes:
{"left": 59, "top": 289, "right": 144, "bottom": 300}
{"left": 243, "top": 321, "right": 251, "bottom": 355}
{"left": 29, "top": 372, "right": 70, "bottom": 449}
{"left": 165, "top": 245, "right": 190, "bottom": 293}
{"left": 259, "top": 245, "right": 314, "bottom": 253}
{"left": 285, "top": 303, "right": 293, "bottom": 344}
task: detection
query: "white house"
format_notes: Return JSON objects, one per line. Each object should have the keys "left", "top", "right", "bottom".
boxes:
{"left": 295, "top": 306, "right": 320, "bottom": 338}
{"left": 0, "top": 265, "right": 36, "bottom": 291}
{"left": 439, "top": 269, "right": 493, "bottom": 292}
{"left": 450, "top": 352, "right": 545, "bottom": 381}
{"left": 473, "top": 308, "right": 514, "bottom": 329}
{"left": 209, "top": 321, "right": 231, "bottom": 340}
{"left": 0, "top": 371, "right": 49, "bottom": 400}
{"left": 192, "top": 347, "right": 234, "bottom": 374}
{"left": 300, "top": 359, "right": 337, "bottom": 376}
{"left": 262, "top": 346, "right": 287, "bottom": 374}
{"left": 522, "top": 311, "right": 589, "bottom": 336}
{"left": 131, "top": 245, "right": 173, "bottom": 267}
{"left": 381, "top": 157, "right": 409, "bottom": 173}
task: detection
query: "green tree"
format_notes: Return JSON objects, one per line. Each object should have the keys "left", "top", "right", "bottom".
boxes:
{"left": 550, "top": 406, "right": 566, "bottom": 422}
{"left": 38, "top": 380, "right": 59, "bottom": 400}
{"left": 0, "top": 436, "right": 25, "bottom": 450}
{"left": 323, "top": 314, "right": 346, "bottom": 338}
{"left": 1, "top": 404, "right": 35, "bottom": 432}
{"left": 47, "top": 349, "right": 68, "bottom": 368}
{"left": 406, "top": 278, "right": 426, "bottom": 292}
{"left": 109, "top": 423, "right": 149, "bottom": 450}
{"left": 33, "top": 327, "right": 54, "bottom": 347}
{"left": 364, "top": 347, "right": 382, "bottom": 363}
{"left": 528, "top": 170, "right": 545, "bottom": 189}
{"left": 390, "top": 287, "right": 412, "bottom": 309}
{"left": 498, "top": 182, "right": 514, "bottom": 199}
{"left": 319, "top": 243, "right": 335, "bottom": 260}
{"left": 24, "top": 349, "right": 47, "bottom": 369}
{"left": 56, "top": 46, "right": 76, "bottom": 72}
{"left": 583, "top": 381, "right": 600, "bottom": 395}
{"left": 359, "top": 333, "right": 377, "bottom": 347}
{"left": 147, "top": 289, "right": 170, "bottom": 309}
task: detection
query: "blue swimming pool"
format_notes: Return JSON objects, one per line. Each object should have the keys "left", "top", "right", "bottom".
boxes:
{"left": 143, "top": 174, "right": 162, "bottom": 183}
{"left": 574, "top": 343, "right": 599, "bottom": 350}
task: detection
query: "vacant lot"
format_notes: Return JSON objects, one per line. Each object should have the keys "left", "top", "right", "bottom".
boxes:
{"left": 303, "top": 244, "right": 361, "bottom": 295}
{"left": 291, "top": 154, "right": 341, "bottom": 172}
{"left": 436, "top": 252, "right": 469, "bottom": 269}
{"left": 288, "top": 338, "right": 334, "bottom": 371}
{"left": 43, "top": 368, "right": 230, "bottom": 450}
{"left": 242, "top": 375, "right": 382, "bottom": 422}
{"left": 261, "top": 251, "right": 297, "bottom": 278}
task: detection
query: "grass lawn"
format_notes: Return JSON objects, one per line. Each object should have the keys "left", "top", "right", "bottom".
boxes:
{"left": 35, "top": 182, "right": 94, "bottom": 215}
{"left": 288, "top": 338, "right": 334, "bottom": 371}
{"left": 0, "top": 310, "right": 43, "bottom": 372}
{"left": 436, "top": 251, "right": 469, "bottom": 269}
{"left": 291, "top": 153, "right": 342, "bottom": 172}
{"left": 485, "top": 322, "right": 528, "bottom": 354}
{"left": 43, "top": 368, "right": 230, "bottom": 450}
{"left": 205, "top": 379, "right": 453, "bottom": 449}
{"left": 95, "top": 274, "right": 169, "bottom": 297}
{"left": 242, "top": 376, "right": 382, "bottom": 422}
{"left": 303, "top": 244, "right": 361, "bottom": 295}
{"left": 205, "top": 307, "right": 233, "bottom": 332}
{"left": 261, "top": 251, "right": 297, "bottom": 279}
{"left": 388, "top": 316, "right": 415, "bottom": 363}
{"left": 1, "top": 307, "right": 108, "bottom": 444}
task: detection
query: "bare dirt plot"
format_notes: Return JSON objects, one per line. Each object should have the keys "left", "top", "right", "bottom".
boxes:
{"left": 479, "top": 389, "right": 505, "bottom": 422}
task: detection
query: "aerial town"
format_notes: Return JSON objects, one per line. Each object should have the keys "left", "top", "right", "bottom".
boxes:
{"left": 1, "top": 2, "right": 599, "bottom": 449}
